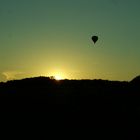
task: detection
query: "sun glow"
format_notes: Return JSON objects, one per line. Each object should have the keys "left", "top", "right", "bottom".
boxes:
{"left": 54, "top": 75, "right": 63, "bottom": 80}
{"left": 44, "top": 69, "right": 67, "bottom": 80}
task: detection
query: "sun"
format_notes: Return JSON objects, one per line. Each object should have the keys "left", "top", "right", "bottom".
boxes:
{"left": 54, "top": 75, "right": 63, "bottom": 80}
{"left": 47, "top": 69, "right": 66, "bottom": 80}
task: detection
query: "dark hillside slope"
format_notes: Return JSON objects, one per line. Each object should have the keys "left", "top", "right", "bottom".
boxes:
{"left": 0, "top": 76, "right": 140, "bottom": 114}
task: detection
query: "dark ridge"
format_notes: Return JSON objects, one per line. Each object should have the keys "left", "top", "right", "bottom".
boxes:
{"left": 130, "top": 75, "right": 140, "bottom": 83}
{"left": 0, "top": 76, "right": 140, "bottom": 116}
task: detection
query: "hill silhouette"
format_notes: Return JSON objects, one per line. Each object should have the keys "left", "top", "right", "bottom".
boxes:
{"left": 0, "top": 76, "right": 140, "bottom": 115}
{"left": 130, "top": 75, "right": 140, "bottom": 85}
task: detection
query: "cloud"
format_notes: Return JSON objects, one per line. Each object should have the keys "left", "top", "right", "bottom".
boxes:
{"left": 2, "top": 71, "right": 23, "bottom": 81}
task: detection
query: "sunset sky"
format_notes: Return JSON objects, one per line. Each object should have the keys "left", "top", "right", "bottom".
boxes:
{"left": 0, "top": 0, "right": 140, "bottom": 81}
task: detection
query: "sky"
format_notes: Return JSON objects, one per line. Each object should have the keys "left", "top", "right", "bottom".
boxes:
{"left": 0, "top": 0, "right": 140, "bottom": 81}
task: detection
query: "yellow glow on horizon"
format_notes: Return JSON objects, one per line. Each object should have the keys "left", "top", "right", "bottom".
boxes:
{"left": 45, "top": 68, "right": 66, "bottom": 80}
{"left": 54, "top": 75, "right": 63, "bottom": 80}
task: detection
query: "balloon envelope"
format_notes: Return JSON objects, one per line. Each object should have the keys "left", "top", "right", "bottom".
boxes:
{"left": 92, "top": 36, "right": 98, "bottom": 44}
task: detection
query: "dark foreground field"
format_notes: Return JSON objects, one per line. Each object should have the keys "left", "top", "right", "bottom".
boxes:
{"left": 0, "top": 76, "right": 140, "bottom": 115}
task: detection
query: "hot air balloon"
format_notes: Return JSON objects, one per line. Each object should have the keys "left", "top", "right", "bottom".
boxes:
{"left": 92, "top": 36, "right": 98, "bottom": 44}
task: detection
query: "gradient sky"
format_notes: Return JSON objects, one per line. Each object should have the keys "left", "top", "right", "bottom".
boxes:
{"left": 0, "top": 0, "right": 140, "bottom": 81}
